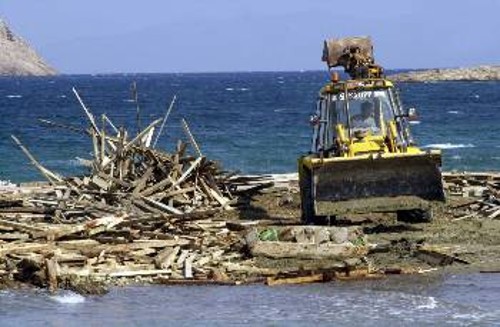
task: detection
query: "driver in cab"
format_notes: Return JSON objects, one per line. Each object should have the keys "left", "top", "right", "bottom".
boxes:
{"left": 352, "top": 101, "right": 378, "bottom": 132}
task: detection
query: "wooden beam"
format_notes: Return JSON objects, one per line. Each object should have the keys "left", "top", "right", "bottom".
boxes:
{"left": 153, "top": 95, "right": 177, "bottom": 148}
{"left": 11, "top": 135, "right": 62, "bottom": 184}
{"left": 181, "top": 118, "right": 202, "bottom": 157}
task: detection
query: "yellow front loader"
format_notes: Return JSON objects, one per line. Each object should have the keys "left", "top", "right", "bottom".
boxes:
{"left": 299, "top": 37, "right": 445, "bottom": 224}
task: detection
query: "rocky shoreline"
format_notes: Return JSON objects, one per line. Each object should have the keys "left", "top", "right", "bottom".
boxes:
{"left": 389, "top": 65, "right": 500, "bottom": 82}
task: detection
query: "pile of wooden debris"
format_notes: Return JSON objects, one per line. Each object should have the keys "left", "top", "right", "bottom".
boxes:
{"left": 0, "top": 87, "right": 242, "bottom": 292}
{"left": 443, "top": 172, "right": 500, "bottom": 220}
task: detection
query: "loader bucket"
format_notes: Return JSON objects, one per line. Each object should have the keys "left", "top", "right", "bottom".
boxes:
{"left": 322, "top": 36, "right": 373, "bottom": 68}
{"left": 310, "top": 154, "right": 445, "bottom": 216}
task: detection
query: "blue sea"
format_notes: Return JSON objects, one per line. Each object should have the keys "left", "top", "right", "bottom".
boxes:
{"left": 0, "top": 72, "right": 499, "bottom": 183}
{"left": 1, "top": 72, "right": 500, "bottom": 325}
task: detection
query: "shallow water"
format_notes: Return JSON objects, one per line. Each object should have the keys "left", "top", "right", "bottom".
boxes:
{"left": 1, "top": 273, "right": 499, "bottom": 326}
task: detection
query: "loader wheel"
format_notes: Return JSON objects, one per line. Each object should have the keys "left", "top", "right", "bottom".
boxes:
{"left": 299, "top": 167, "right": 315, "bottom": 224}
{"left": 313, "top": 215, "right": 336, "bottom": 226}
{"left": 300, "top": 167, "right": 335, "bottom": 225}
{"left": 396, "top": 208, "right": 433, "bottom": 223}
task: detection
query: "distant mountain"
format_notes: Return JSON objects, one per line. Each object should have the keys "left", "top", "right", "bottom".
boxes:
{"left": 389, "top": 65, "right": 500, "bottom": 82}
{"left": 0, "top": 19, "right": 56, "bottom": 76}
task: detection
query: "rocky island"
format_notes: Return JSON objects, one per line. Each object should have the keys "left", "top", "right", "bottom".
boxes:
{"left": 389, "top": 65, "right": 500, "bottom": 82}
{"left": 0, "top": 19, "right": 56, "bottom": 76}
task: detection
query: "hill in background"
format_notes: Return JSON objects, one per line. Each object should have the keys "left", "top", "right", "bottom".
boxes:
{"left": 0, "top": 19, "right": 56, "bottom": 76}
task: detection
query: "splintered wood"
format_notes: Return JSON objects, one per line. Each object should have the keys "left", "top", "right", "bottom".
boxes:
{"left": 444, "top": 172, "right": 500, "bottom": 220}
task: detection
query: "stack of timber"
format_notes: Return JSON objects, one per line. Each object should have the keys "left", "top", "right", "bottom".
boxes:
{"left": 443, "top": 172, "right": 500, "bottom": 220}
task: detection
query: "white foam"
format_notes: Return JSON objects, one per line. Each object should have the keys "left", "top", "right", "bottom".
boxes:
{"left": 452, "top": 155, "right": 462, "bottom": 160}
{"left": 51, "top": 291, "right": 85, "bottom": 304}
{"left": 423, "top": 143, "right": 475, "bottom": 149}
{"left": 123, "top": 99, "right": 135, "bottom": 103}
{"left": 416, "top": 296, "right": 438, "bottom": 310}
{"left": 448, "top": 110, "right": 460, "bottom": 114}
{"left": 239, "top": 88, "right": 249, "bottom": 91}
{"left": 0, "top": 180, "right": 17, "bottom": 192}
{"left": 409, "top": 121, "right": 421, "bottom": 125}
{"left": 6, "top": 95, "right": 22, "bottom": 98}
{"left": 225, "top": 87, "right": 234, "bottom": 91}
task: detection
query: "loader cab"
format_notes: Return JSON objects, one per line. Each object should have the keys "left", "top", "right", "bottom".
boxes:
{"left": 311, "top": 81, "right": 412, "bottom": 156}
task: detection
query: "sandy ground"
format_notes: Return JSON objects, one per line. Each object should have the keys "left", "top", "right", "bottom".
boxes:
{"left": 226, "top": 184, "right": 500, "bottom": 275}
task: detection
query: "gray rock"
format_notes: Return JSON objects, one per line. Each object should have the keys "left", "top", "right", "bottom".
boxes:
{"left": 0, "top": 19, "right": 56, "bottom": 76}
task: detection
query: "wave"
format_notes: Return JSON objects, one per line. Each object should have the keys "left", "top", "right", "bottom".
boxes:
{"left": 448, "top": 110, "right": 460, "bottom": 114}
{"left": 6, "top": 95, "right": 22, "bottom": 98}
{"left": 43, "top": 159, "right": 88, "bottom": 167}
{"left": 416, "top": 296, "right": 438, "bottom": 310}
{"left": 50, "top": 291, "right": 85, "bottom": 304}
{"left": 423, "top": 143, "right": 475, "bottom": 149}
{"left": 409, "top": 121, "right": 421, "bottom": 125}
{"left": 0, "top": 180, "right": 16, "bottom": 188}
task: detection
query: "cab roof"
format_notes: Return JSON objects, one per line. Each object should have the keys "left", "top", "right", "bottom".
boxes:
{"left": 320, "top": 78, "right": 395, "bottom": 96}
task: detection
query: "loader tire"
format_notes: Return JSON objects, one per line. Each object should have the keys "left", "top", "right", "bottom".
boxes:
{"left": 313, "top": 215, "right": 336, "bottom": 226}
{"left": 396, "top": 208, "right": 433, "bottom": 223}
{"left": 300, "top": 167, "right": 315, "bottom": 224}
{"left": 300, "top": 167, "right": 334, "bottom": 225}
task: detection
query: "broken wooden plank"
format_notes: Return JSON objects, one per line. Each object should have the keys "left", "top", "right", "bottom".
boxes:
{"left": 0, "top": 232, "right": 30, "bottom": 241}
{"left": 0, "top": 219, "right": 47, "bottom": 235}
{"left": 141, "top": 196, "right": 183, "bottom": 215}
{"left": 181, "top": 118, "right": 202, "bottom": 157}
{"left": 266, "top": 274, "right": 324, "bottom": 286}
{"left": 72, "top": 87, "right": 101, "bottom": 134}
{"left": 154, "top": 246, "right": 180, "bottom": 270}
{"left": 106, "top": 269, "right": 172, "bottom": 278}
{"left": 0, "top": 243, "right": 53, "bottom": 256}
{"left": 45, "top": 257, "right": 59, "bottom": 294}
{"left": 11, "top": 135, "right": 63, "bottom": 184}
{"left": 184, "top": 254, "right": 195, "bottom": 279}
{"left": 152, "top": 95, "right": 177, "bottom": 148}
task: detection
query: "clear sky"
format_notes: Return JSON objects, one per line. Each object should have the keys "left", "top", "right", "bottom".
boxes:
{"left": 1, "top": 0, "right": 499, "bottom": 74}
